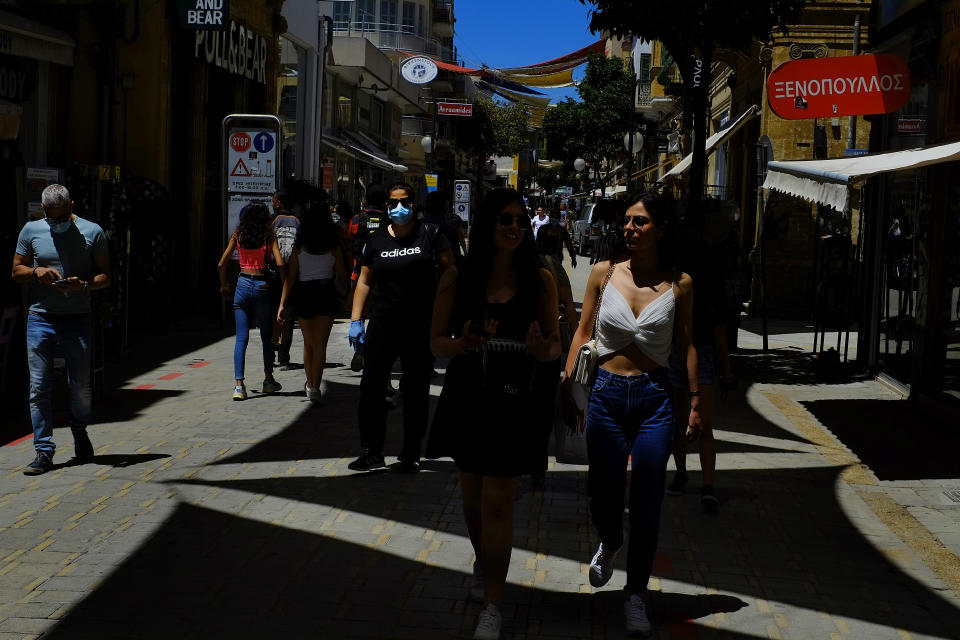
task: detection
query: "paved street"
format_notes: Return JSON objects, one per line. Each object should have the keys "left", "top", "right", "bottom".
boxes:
{"left": 0, "top": 259, "right": 959, "bottom": 639}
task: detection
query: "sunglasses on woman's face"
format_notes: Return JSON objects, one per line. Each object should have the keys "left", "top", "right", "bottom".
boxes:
{"left": 497, "top": 213, "right": 527, "bottom": 228}
{"left": 387, "top": 197, "right": 413, "bottom": 208}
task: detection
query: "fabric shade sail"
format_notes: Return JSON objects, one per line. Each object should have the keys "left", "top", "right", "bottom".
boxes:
{"left": 763, "top": 140, "right": 960, "bottom": 211}
{"left": 663, "top": 105, "right": 760, "bottom": 179}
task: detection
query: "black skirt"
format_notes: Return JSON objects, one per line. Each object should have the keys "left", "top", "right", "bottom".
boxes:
{"left": 427, "top": 349, "right": 541, "bottom": 477}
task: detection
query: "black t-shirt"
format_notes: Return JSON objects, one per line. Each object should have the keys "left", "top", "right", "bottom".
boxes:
{"left": 362, "top": 222, "right": 450, "bottom": 320}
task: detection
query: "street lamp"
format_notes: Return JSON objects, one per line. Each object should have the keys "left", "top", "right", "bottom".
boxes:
{"left": 421, "top": 135, "right": 433, "bottom": 173}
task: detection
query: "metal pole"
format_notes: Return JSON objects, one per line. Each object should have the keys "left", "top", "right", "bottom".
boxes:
{"left": 430, "top": 95, "right": 437, "bottom": 174}
{"left": 847, "top": 1, "right": 862, "bottom": 151}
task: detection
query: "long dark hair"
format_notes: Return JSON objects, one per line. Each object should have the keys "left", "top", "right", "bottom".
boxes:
{"left": 235, "top": 202, "right": 272, "bottom": 249}
{"left": 610, "top": 190, "right": 680, "bottom": 268}
{"left": 455, "top": 189, "right": 542, "bottom": 329}
{"left": 299, "top": 189, "right": 337, "bottom": 253}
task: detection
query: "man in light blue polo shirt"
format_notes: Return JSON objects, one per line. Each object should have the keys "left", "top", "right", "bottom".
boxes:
{"left": 11, "top": 184, "right": 111, "bottom": 475}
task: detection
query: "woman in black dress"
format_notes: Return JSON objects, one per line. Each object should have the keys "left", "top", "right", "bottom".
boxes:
{"left": 429, "top": 188, "right": 560, "bottom": 640}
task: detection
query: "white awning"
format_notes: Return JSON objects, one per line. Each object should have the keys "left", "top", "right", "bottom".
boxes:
{"left": 0, "top": 9, "right": 75, "bottom": 66}
{"left": 762, "top": 140, "right": 960, "bottom": 211}
{"left": 663, "top": 104, "right": 760, "bottom": 178}
{"left": 332, "top": 132, "right": 408, "bottom": 173}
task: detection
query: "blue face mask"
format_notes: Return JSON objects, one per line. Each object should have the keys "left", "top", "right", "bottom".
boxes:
{"left": 47, "top": 217, "right": 73, "bottom": 233}
{"left": 388, "top": 202, "right": 413, "bottom": 225}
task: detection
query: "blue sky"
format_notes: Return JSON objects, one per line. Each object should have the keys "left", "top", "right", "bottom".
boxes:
{"left": 452, "top": 0, "right": 599, "bottom": 104}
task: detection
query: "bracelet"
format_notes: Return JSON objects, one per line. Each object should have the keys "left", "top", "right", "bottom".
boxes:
{"left": 32, "top": 267, "right": 38, "bottom": 281}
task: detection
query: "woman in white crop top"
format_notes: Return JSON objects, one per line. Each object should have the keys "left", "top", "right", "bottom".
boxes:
{"left": 278, "top": 203, "right": 347, "bottom": 404}
{"left": 561, "top": 191, "right": 700, "bottom": 636}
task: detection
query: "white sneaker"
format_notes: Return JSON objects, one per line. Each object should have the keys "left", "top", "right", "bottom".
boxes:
{"left": 468, "top": 561, "right": 484, "bottom": 601}
{"left": 307, "top": 387, "right": 323, "bottom": 404}
{"left": 624, "top": 593, "right": 652, "bottom": 637}
{"left": 232, "top": 385, "right": 247, "bottom": 401}
{"left": 589, "top": 542, "right": 619, "bottom": 587}
{"left": 473, "top": 604, "right": 501, "bottom": 640}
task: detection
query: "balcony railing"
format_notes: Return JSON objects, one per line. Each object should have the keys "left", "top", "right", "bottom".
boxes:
{"left": 333, "top": 21, "right": 453, "bottom": 61}
{"left": 433, "top": 0, "right": 454, "bottom": 23}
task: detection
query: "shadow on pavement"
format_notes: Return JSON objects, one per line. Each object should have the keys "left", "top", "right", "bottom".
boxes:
{"left": 93, "top": 389, "right": 187, "bottom": 425}
{"left": 802, "top": 397, "right": 960, "bottom": 481}
{"left": 44, "top": 503, "right": 754, "bottom": 640}
{"left": 66, "top": 453, "right": 171, "bottom": 468}
{"left": 168, "top": 464, "right": 960, "bottom": 638}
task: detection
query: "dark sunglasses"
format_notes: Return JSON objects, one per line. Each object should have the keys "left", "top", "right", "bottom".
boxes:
{"left": 387, "top": 197, "right": 412, "bottom": 208}
{"left": 497, "top": 213, "right": 528, "bottom": 228}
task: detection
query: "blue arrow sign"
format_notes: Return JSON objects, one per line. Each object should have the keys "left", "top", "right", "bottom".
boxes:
{"left": 253, "top": 132, "right": 274, "bottom": 153}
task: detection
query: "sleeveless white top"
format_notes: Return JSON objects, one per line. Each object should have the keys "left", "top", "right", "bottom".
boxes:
{"left": 596, "top": 279, "right": 676, "bottom": 366}
{"left": 299, "top": 250, "right": 335, "bottom": 281}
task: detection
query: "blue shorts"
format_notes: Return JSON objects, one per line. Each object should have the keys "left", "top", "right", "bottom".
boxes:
{"left": 668, "top": 345, "right": 715, "bottom": 388}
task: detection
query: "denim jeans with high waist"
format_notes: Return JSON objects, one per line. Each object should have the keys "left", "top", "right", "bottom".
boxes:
{"left": 26, "top": 312, "right": 93, "bottom": 455}
{"left": 585, "top": 366, "right": 675, "bottom": 594}
{"left": 233, "top": 274, "right": 274, "bottom": 381}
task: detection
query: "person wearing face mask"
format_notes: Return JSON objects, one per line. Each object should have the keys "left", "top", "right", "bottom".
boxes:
{"left": 10, "top": 184, "right": 112, "bottom": 475}
{"left": 347, "top": 182, "right": 456, "bottom": 473}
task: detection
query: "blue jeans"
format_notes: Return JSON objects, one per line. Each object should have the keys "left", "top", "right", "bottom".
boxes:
{"left": 233, "top": 275, "right": 274, "bottom": 381}
{"left": 26, "top": 313, "right": 93, "bottom": 455}
{"left": 585, "top": 366, "right": 675, "bottom": 593}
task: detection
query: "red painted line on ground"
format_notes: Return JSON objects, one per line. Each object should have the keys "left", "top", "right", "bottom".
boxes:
{"left": 157, "top": 373, "right": 183, "bottom": 380}
{"left": 2, "top": 434, "right": 32, "bottom": 447}
{"left": 188, "top": 361, "right": 211, "bottom": 368}
{"left": 653, "top": 551, "right": 674, "bottom": 575}
{"left": 134, "top": 384, "right": 156, "bottom": 390}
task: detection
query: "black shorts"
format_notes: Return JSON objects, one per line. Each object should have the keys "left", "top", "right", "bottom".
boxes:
{"left": 293, "top": 280, "right": 338, "bottom": 319}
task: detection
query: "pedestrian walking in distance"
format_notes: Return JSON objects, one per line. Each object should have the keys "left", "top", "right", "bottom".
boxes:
{"left": 562, "top": 191, "right": 700, "bottom": 638}
{"left": 666, "top": 215, "right": 736, "bottom": 514}
{"left": 11, "top": 184, "right": 111, "bottom": 475}
{"left": 270, "top": 189, "right": 300, "bottom": 369}
{"left": 277, "top": 194, "right": 347, "bottom": 404}
{"left": 427, "top": 188, "right": 560, "bottom": 640}
{"left": 218, "top": 202, "right": 286, "bottom": 401}
{"left": 347, "top": 182, "right": 455, "bottom": 473}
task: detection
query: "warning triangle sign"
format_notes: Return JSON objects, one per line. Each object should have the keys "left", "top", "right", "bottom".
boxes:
{"left": 230, "top": 158, "right": 251, "bottom": 177}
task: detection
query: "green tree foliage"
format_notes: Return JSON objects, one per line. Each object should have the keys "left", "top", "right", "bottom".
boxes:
{"left": 541, "top": 55, "right": 634, "bottom": 184}
{"left": 581, "top": 0, "right": 808, "bottom": 210}
{"left": 456, "top": 95, "right": 530, "bottom": 160}
{"left": 542, "top": 99, "right": 585, "bottom": 167}
{"left": 577, "top": 54, "right": 635, "bottom": 174}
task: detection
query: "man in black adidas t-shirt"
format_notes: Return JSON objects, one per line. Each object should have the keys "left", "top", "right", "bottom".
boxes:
{"left": 348, "top": 182, "right": 454, "bottom": 473}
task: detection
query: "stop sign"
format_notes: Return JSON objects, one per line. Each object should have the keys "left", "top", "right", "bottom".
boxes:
{"left": 230, "top": 132, "right": 251, "bottom": 153}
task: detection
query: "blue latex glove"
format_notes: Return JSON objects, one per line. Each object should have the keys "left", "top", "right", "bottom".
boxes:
{"left": 348, "top": 320, "right": 365, "bottom": 349}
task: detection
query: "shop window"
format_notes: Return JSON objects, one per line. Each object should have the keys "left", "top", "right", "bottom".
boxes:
{"left": 402, "top": 1, "right": 416, "bottom": 34}
{"left": 338, "top": 95, "right": 353, "bottom": 129}
{"left": 333, "top": 1, "right": 353, "bottom": 30}
{"left": 358, "top": 0, "right": 376, "bottom": 29}
{"left": 380, "top": 0, "right": 398, "bottom": 29}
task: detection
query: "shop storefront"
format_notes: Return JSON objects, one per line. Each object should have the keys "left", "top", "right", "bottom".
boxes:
{"left": 870, "top": 0, "right": 960, "bottom": 403}
{"left": 172, "top": 2, "right": 280, "bottom": 307}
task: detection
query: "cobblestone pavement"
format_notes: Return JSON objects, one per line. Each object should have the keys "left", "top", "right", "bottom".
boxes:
{"left": 0, "top": 261, "right": 958, "bottom": 639}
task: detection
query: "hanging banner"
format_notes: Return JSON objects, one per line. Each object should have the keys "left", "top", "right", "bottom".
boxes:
{"left": 767, "top": 54, "right": 911, "bottom": 120}
{"left": 425, "top": 173, "right": 438, "bottom": 192}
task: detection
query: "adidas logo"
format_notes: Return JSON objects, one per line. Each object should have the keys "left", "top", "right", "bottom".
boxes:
{"left": 380, "top": 247, "right": 422, "bottom": 258}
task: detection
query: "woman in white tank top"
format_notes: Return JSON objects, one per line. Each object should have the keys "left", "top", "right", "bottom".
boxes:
{"left": 278, "top": 202, "right": 347, "bottom": 404}
{"left": 561, "top": 191, "right": 700, "bottom": 637}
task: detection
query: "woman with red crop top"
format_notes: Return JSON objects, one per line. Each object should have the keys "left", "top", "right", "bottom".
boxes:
{"left": 218, "top": 202, "right": 286, "bottom": 400}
